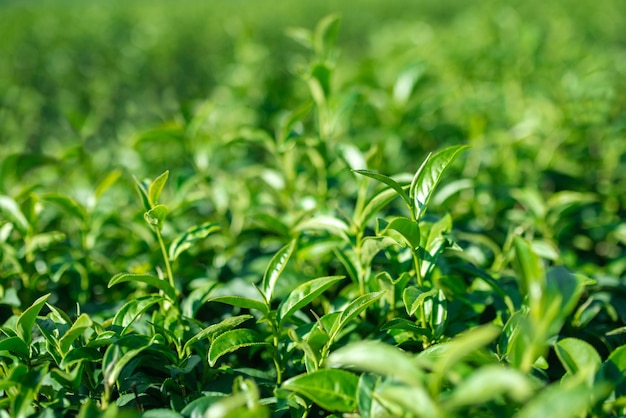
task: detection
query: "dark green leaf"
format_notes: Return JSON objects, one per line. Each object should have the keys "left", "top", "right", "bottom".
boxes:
{"left": 102, "top": 335, "right": 155, "bottom": 389}
{"left": 0, "top": 336, "right": 29, "bottom": 359}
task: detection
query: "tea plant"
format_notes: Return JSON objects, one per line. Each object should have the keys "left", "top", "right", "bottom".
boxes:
{"left": 2, "top": 2, "right": 626, "bottom": 417}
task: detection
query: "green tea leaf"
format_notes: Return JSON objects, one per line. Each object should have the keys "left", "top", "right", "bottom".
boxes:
{"left": 112, "top": 295, "right": 163, "bottom": 332}
{"left": 108, "top": 272, "right": 177, "bottom": 302}
{"left": 144, "top": 204, "right": 168, "bottom": 231}
{"left": 208, "top": 296, "right": 269, "bottom": 315}
{"left": 0, "top": 336, "right": 29, "bottom": 359}
{"left": 513, "top": 235, "right": 544, "bottom": 308}
{"left": 403, "top": 286, "right": 437, "bottom": 317}
{"left": 378, "top": 216, "right": 420, "bottom": 250}
{"left": 262, "top": 239, "right": 296, "bottom": 301}
{"left": 313, "top": 13, "right": 341, "bottom": 59}
{"left": 516, "top": 380, "right": 612, "bottom": 418}
{"left": 327, "top": 340, "right": 425, "bottom": 386}
{"left": 94, "top": 169, "right": 122, "bottom": 201}
{"left": 277, "top": 275, "right": 344, "bottom": 326}
{"left": 102, "top": 334, "right": 155, "bottom": 389}
{"left": 183, "top": 314, "right": 253, "bottom": 354}
{"left": 444, "top": 365, "right": 537, "bottom": 409}
{"left": 409, "top": 145, "right": 468, "bottom": 220}
{"left": 555, "top": 338, "right": 601, "bottom": 379}
{"left": 169, "top": 221, "right": 220, "bottom": 261}
{"left": 292, "top": 215, "right": 350, "bottom": 242}
{"left": 353, "top": 170, "right": 412, "bottom": 210}
{"left": 16, "top": 293, "right": 50, "bottom": 346}
{"left": 148, "top": 170, "right": 169, "bottom": 206}
{"left": 58, "top": 313, "right": 93, "bottom": 355}
{"left": 283, "top": 369, "right": 358, "bottom": 413}
{"left": 356, "top": 187, "right": 404, "bottom": 229}
{"left": 419, "top": 324, "right": 500, "bottom": 376}
{"left": 41, "top": 193, "right": 86, "bottom": 222}
{"left": 208, "top": 329, "right": 267, "bottom": 366}
{"left": 330, "top": 291, "right": 384, "bottom": 339}
{"left": 377, "top": 381, "right": 441, "bottom": 418}
{"left": 0, "top": 195, "right": 30, "bottom": 234}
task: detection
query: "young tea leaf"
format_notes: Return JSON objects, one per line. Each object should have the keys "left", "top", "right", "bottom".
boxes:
{"left": 169, "top": 221, "right": 220, "bottom": 261}
{"left": 208, "top": 329, "right": 267, "bottom": 366}
{"left": 208, "top": 296, "right": 269, "bottom": 315}
{"left": 444, "top": 365, "right": 537, "bottom": 410}
{"left": 0, "top": 336, "right": 29, "bottom": 359}
{"left": 555, "top": 337, "right": 602, "bottom": 381}
{"left": 282, "top": 369, "right": 358, "bottom": 413}
{"left": 112, "top": 295, "right": 164, "bottom": 333}
{"left": 353, "top": 170, "right": 412, "bottom": 210}
{"left": 102, "top": 334, "right": 156, "bottom": 390}
{"left": 409, "top": 145, "right": 469, "bottom": 220}
{"left": 108, "top": 272, "right": 177, "bottom": 302}
{"left": 183, "top": 314, "right": 253, "bottom": 354}
{"left": 262, "top": 239, "right": 297, "bottom": 301}
{"left": 0, "top": 195, "right": 30, "bottom": 234}
{"left": 58, "top": 313, "right": 93, "bottom": 355}
{"left": 277, "top": 275, "right": 344, "bottom": 326}
{"left": 148, "top": 170, "right": 169, "bottom": 206}
{"left": 144, "top": 204, "right": 168, "bottom": 231}
{"left": 327, "top": 340, "right": 425, "bottom": 386}
{"left": 16, "top": 293, "right": 50, "bottom": 346}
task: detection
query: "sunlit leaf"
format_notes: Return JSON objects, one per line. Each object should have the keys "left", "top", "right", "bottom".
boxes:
{"left": 327, "top": 340, "right": 425, "bottom": 386}
{"left": 183, "top": 314, "right": 253, "bottom": 354}
{"left": 277, "top": 275, "right": 344, "bottom": 326}
{"left": 208, "top": 329, "right": 267, "bottom": 366}
{"left": 148, "top": 170, "right": 169, "bottom": 206}
{"left": 58, "top": 313, "right": 93, "bottom": 355}
{"left": 112, "top": 296, "right": 163, "bottom": 333}
{"left": 262, "top": 239, "right": 297, "bottom": 301}
{"left": 144, "top": 204, "right": 168, "bottom": 231}
{"left": 353, "top": 170, "right": 412, "bottom": 210}
{"left": 444, "top": 365, "right": 537, "bottom": 409}
{"left": 208, "top": 296, "right": 269, "bottom": 315}
{"left": 108, "top": 272, "right": 177, "bottom": 302}
{"left": 283, "top": 369, "right": 358, "bottom": 412}
{"left": 0, "top": 195, "right": 30, "bottom": 234}
{"left": 16, "top": 293, "right": 50, "bottom": 346}
{"left": 169, "top": 221, "right": 220, "bottom": 261}
{"left": 409, "top": 145, "right": 469, "bottom": 220}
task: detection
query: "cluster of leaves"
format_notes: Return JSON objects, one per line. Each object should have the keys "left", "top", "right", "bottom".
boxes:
{"left": 2, "top": 2, "right": 626, "bottom": 417}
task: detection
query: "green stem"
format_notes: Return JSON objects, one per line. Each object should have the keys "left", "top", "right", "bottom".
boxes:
{"left": 155, "top": 227, "right": 176, "bottom": 295}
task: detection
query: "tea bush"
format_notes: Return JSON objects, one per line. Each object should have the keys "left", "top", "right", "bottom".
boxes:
{"left": 1, "top": 0, "right": 626, "bottom": 416}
